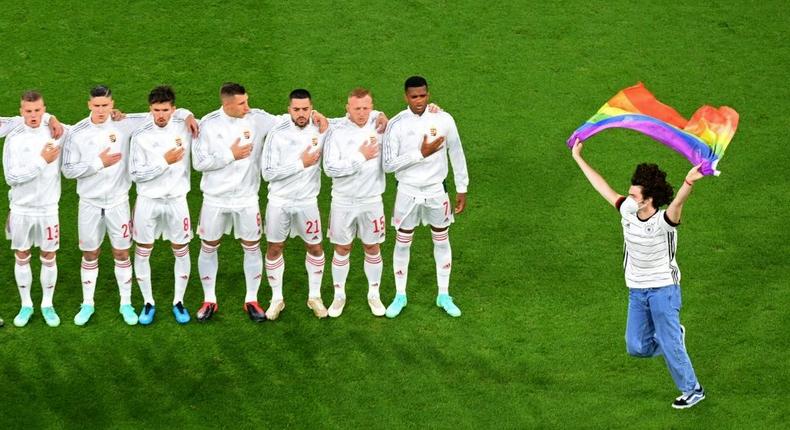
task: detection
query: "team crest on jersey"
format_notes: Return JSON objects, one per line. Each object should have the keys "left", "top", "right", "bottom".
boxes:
{"left": 109, "top": 133, "right": 117, "bottom": 143}
{"left": 243, "top": 130, "right": 251, "bottom": 140}
{"left": 175, "top": 137, "right": 183, "bottom": 147}
{"left": 429, "top": 127, "right": 437, "bottom": 137}
{"left": 369, "top": 135, "right": 377, "bottom": 145}
{"left": 311, "top": 137, "right": 318, "bottom": 146}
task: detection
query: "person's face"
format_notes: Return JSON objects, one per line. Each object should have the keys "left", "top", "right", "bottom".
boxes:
{"left": 88, "top": 96, "right": 114, "bottom": 124}
{"left": 20, "top": 99, "right": 46, "bottom": 128}
{"left": 404, "top": 86, "right": 429, "bottom": 115}
{"left": 346, "top": 95, "right": 373, "bottom": 127}
{"left": 289, "top": 98, "right": 312, "bottom": 128}
{"left": 628, "top": 185, "right": 653, "bottom": 210}
{"left": 150, "top": 102, "right": 175, "bottom": 127}
{"left": 222, "top": 93, "right": 250, "bottom": 118}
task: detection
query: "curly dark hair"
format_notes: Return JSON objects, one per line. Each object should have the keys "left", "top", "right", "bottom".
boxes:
{"left": 631, "top": 163, "right": 674, "bottom": 207}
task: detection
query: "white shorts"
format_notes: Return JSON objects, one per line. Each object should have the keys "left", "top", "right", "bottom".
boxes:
{"left": 265, "top": 201, "right": 322, "bottom": 244}
{"left": 133, "top": 196, "right": 193, "bottom": 245}
{"left": 197, "top": 203, "right": 261, "bottom": 242}
{"left": 78, "top": 200, "right": 132, "bottom": 251}
{"left": 6, "top": 212, "right": 60, "bottom": 252}
{"left": 391, "top": 190, "right": 454, "bottom": 231}
{"left": 328, "top": 201, "right": 385, "bottom": 245}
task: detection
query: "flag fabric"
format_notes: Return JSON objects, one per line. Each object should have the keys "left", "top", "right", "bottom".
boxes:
{"left": 567, "top": 83, "right": 739, "bottom": 176}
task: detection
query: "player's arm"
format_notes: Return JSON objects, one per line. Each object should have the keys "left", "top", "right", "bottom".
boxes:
{"left": 571, "top": 139, "right": 622, "bottom": 207}
{"left": 0, "top": 116, "right": 23, "bottom": 138}
{"left": 382, "top": 122, "right": 424, "bottom": 173}
{"left": 3, "top": 139, "right": 49, "bottom": 186}
{"left": 129, "top": 134, "right": 169, "bottom": 183}
{"left": 446, "top": 117, "right": 469, "bottom": 214}
{"left": 61, "top": 132, "right": 102, "bottom": 179}
{"left": 261, "top": 132, "right": 306, "bottom": 182}
{"left": 191, "top": 129, "right": 235, "bottom": 172}
{"left": 665, "top": 164, "right": 704, "bottom": 224}
{"left": 322, "top": 129, "right": 368, "bottom": 178}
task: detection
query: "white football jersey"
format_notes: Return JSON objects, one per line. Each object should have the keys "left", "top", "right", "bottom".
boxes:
{"left": 3, "top": 122, "right": 65, "bottom": 215}
{"left": 261, "top": 119, "right": 325, "bottom": 202}
{"left": 618, "top": 197, "right": 681, "bottom": 289}
{"left": 323, "top": 115, "right": 384, "bottom": 201}
{"left": 129, "top": 117, "right": 192, "bottom": 199}
{"left": 383, "top": 108, "right": 469, "bottom": 195}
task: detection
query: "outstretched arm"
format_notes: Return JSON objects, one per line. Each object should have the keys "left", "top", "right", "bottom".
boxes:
{"left": 571, "top": 139, "right": 622, "bottom": 207}
{"left": 666, "top": 164, "right": 704, "bottom": 224}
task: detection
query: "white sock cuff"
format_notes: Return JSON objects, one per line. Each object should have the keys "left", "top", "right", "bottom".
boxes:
{"left": 332, "top": 252, "right": 350, "bottom": 265}
{"left": 173, "top": 246, "right": 190, "bottom": 258}
{"left": 201, "top": 242, "right": 219, "bottom": 253}
{"left": 242, "top": 242, "right": 261, "bottom": 253}
{"left": 81, "top": 258, "right": 99, "bottom": 270}
{"left": 265, "top": 255, "right": 284, "bottom": 269}
{"left": 15, "top": 255, "right": 31, "bottom": 265}
{"left": 364, "top": 252, "right": 382, "bottom": 264}
{"left": 431, "top": 230, "right": 449, "bottom": 242}
{"left": 396, "top": 231, "right": 414, "bottom": 243}
{"left": 40, "top": 256, "right": 57, "bottom": 266}
{"left": 306, "top": 253, "right": 325, "bottom": 266}
{"left": 114, "top": 259, "right": 132, "bottom": 268}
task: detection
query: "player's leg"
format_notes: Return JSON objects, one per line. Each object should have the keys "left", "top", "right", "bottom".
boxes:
{"left": 107, "top": 202, "right": 136, "bottom": 325}
{"left": 427, "top": 193, "right": 459, "bottom": 317}
{"left": 196, "top": 204, "right": 228, "bottom": 321}
{"left": 75, "top": 200, "right": 103, "bottom": 325}
{"left": 235, "top": 206, "right": 265, "bottom": 322}
{"left": 263, "top": 203, "right": 289, "bottom": 320}
{"left": 37, "top": 214, "right": 60, "bottom": 327}
{"left": 625, "top": 288, "right": 660, "bottom": 358}
{"left": 387, "top": 191, "right": 419, "bottom": 318}
{"left": 329, "top": 243, "right": 351, "bottom": 318}
{"left": 327, "top": 203, "right": 354, "bottom": 318}
{"left": 359, "top": 203, "right": 386, "bottom": 316}
{"left": 132, "top": 197, "right": 158, "bottom": 324}
{"left": 13, "top": 248, "right": 34, "bottom": 327}
{"left": 649, "top": 285, "right": 704, "bottom": 408}
{"left": 164, "top": 198, "right": 192, "bottom": 324}
{"left": 298, "top": 204, "right": 326, "bottom": 319}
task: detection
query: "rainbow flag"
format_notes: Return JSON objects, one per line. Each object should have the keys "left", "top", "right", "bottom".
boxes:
{"left": 567, "top": 83, "right": 739, "bottom": 176}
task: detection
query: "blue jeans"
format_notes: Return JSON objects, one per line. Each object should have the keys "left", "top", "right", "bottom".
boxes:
{"left": 625, "top": 285, "right": 698, "bottom": 393}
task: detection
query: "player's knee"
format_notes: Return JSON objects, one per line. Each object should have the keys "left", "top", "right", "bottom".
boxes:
{"left": 362, "top": 243, "right": 380, "bottom": 254}
{"left": 83, "top": 250, "right": 100, "bottom": 261}
{"left": 430, "top": 225, "right": 448, "bottom": 233}
{"left": 137, "top": 243, "right": 154, "bottom": 249}
{"left": 334, "top": 244, "right": 352, "bottom": 256}
{"left": 625, "top": 339, "right": 652, "bottom": 357}
{"left": 112, "top": 248, "right": 130, "bottom": 260}
{"left": 306, "top": 243, "right": 324, "bottom": 256}
{"left": 202, "top": 239, "right": 220, "bottom": 248}
{"left": 40, "top": 251, "right": 56, "bottom": 260}
{"left": 267, "top": 242, "right": 284, "bottom": 259}
{"left": 15, "top": 250, "right": 31, "bottom": 260}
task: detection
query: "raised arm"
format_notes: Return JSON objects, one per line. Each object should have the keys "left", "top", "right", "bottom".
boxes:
{"left": 666, "top": 164, "right": 704, "bottom": 224}
{"left": 571, "top": 139, "right": 622, "bottom": 207}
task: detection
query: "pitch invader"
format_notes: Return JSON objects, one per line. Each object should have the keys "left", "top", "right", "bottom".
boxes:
{"left": 129, "top": 86, "right": 196, "bottom": 325}
{"left": 3, "top": 91, "right": 66, "bottom": 327}
{"left": 62, "top": 85, "right": 198, "bottom": 326}
{"left": 193, "top": 83, "right": 328, "bottom": 322}
{"left": 382, "top": 76, "right": 469, "bottom": 318}
{"left": 261, "top": 89, "right": 329, "bottom": 320}
{"left": 322, "top": 88, "right": 389, "bottom": 317}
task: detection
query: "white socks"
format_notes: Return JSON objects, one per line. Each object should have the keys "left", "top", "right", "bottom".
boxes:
{"left": 265, "top": 255, "right": 285, "bottom": 302}
{"left": 393, "top": 231, "right": 413, "bottom": 295}
{"left": 40, "top": 256, "right": 57, "bottom": 308}
{"left": 80, "top": 257, "right": 98, "bottom": 306}
{"left": 15, "top": 255, "right": 33, "bottom": 307}
{"left": 364, "top": 252, "right": 383, "bottom": 299}
{"left": 305, "top": 253, "right": 325, "bottom": 298}
{"left": 198, "top": 242, "right": 219, "bottom": 303}
{"left": 173, "top": 246, "right": 190, "bottom": 305}
{"left": 331, "top": 252, "right": 350, "bottom": 299}
{"left": 432, "top": 230, "right": 452, "bottom": 295}
{"left": 242, "top": 242, "right": 263, "bottom": 302}
{"left": 114, "top": 258, "right": 133, "bottom": 305}
{"left": 135, "top": 246, "right": 154, "bottom": 305}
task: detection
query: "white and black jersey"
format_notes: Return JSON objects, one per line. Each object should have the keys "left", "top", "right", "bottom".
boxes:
{"left": 617, "top": 196, "right": 681, "bottom": 289}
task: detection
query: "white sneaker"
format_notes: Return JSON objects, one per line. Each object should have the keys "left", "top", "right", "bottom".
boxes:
{"left": 266, "top": 300, "right": 285, "bottom": 320}
{"left": 328, "top": 297, "right": 346, "bottom": 318}
{"left": 307, "top": 297, "right": 328, "bottom": 319}
{"left": 367, "top": 297, "right": 386, "bottom": 316}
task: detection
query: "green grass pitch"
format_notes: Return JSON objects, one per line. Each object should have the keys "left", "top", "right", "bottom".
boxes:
{"left": 0, "top": 1, "right": 787, "bottom": 428}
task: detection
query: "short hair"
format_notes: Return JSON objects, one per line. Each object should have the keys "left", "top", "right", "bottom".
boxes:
{"left": 404, "top": 76, "right": 428, "bottom": 91}
{"left": 90, "top": 85, "right": 112, "bottom": 98}
{"left": 348, "top": 87, "right": 371, "bottom": 99}
{"left": 20, "top": 90, "right": 42, "bottom": 102}
{"left": 289, "top": 89, "right": 311, "bottom": 101}
{"left": 148, "top": 85, "right": 176, "bottom": 105}
{"left": 220, "top": 82, "right": 246, "bottom": 98}
{"left": 631, "top": 163, "right": 674, "bottom": 208}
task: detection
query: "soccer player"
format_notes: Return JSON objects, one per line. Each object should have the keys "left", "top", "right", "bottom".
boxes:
{"left": 382, "top": 76, "right": 469, "bottom": 318}
{"left": 129, "top": 86, "right": 196, "bottom": 325}
{"left": 3, "top": 91, "right": 65, "bottom": 327}
{"left": 62, "top": 85, "right": 197, "bottom": 326}
{"left": 322, "top": 88, "right": 388, "bottom": 317}
{"left": 193, "top": 83, "right": 327, "bottom": 322}
{"left": 571, "top": 138, "right": 706, "bottom": 409}
{"left": 261, "top": 89, "right": 328, "bottom": 320}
